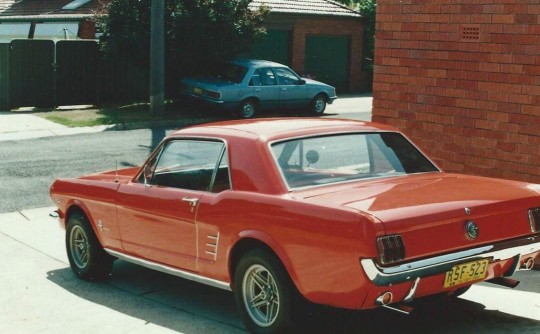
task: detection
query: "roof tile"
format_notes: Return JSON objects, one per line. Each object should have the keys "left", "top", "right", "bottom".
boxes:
{"left": 250, "top": 0, "right": 361, "bottom": 18}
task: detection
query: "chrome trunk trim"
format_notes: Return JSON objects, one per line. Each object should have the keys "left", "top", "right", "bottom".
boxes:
{"left": 361, "top": 235, "right": 540, "bottom": 286}
{"left": 104, "top": 248, "right": 232, "bottom": 291}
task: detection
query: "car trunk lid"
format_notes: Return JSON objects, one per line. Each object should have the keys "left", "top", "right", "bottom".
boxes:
{"left": 296, "top": 173, "right": 540, "bottom": 261}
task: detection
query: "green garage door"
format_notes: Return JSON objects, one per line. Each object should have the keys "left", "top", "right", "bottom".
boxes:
{"left": 0, "top": 44, "right": 8, "bottom": 110}
{"left": 305, "top": 35, "right": 350, "bottom": 92}
{"left": 247, "top": 29, "right": 291, "bottom": 66}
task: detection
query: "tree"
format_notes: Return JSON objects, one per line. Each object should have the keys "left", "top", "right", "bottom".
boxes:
{"left": 335, "top": 0, "right": 376, "bottom": 71}
{"left": 95, "top": 0, "right": 268, "bottom": 94}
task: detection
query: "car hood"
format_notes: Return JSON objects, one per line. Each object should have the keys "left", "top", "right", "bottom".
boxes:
{"left": 302, "top": 77, "right": 332, "bottom": 87}
{"left": 296, "top": 173, "right": 540, "bottom": 259}
{"left": 78, "top": 167, "right": 140, "bottom": 184}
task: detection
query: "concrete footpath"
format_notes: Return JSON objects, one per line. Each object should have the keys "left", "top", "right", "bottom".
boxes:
{"left": 0, "top": 94, "right": 373, "bottom": 142}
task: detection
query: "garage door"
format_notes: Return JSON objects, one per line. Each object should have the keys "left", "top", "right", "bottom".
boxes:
{"left": 305, "top": 35, "right": 350, "bottom": 92}
{"left": 246, "top": 29, "right": 291, "bottom": 66}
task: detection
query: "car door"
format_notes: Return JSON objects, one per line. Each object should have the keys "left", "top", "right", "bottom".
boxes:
{"left": 116, "top": 139, "right": 227, "bottom": 272}
{"left": 248, "top": 68, "right": 280, "bottom": 109}
{"left": 273, "top": 67, "right": 308, "bottom": 109}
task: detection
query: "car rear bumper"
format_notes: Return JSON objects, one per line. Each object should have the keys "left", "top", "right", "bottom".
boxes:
{"left": 361, "top": 235, "right": 540, "bottom": 286}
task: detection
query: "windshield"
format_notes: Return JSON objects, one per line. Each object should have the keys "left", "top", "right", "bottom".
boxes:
{"left": 212, "top": 63, "right": 248, "bottom": 83}
{"left": 271, "top": 132, "right": 439, "bottom": 189}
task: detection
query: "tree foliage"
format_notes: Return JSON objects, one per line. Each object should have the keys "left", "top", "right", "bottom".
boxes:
{"left": 96, "top": 0, "right": 269, "bottom": 80}
{"left": 335, "top": 0, "right": 376, "bottom": 71}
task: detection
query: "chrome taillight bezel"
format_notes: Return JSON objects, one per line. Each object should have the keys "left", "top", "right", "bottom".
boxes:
{"left": 528, "top": 207, "right": 540, "bottom": 233}
{"left": 376, "top": 235, "right": 405, "bottom": 265}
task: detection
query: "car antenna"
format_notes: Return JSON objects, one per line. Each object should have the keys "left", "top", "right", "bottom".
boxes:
{"left": 115, "top": 159, "right": 119, "bottom": 183}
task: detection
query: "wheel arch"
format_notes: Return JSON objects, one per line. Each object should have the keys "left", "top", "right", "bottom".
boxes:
{"left": 65, "top": 201, "right": 100, "bottom": 240}
{"left": 228, "top": 233, "right": 301, "bottom": 293}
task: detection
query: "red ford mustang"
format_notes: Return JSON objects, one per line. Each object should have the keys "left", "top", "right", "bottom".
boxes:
{"left": 50, "top": 118, "right": 540, "bottom": 333}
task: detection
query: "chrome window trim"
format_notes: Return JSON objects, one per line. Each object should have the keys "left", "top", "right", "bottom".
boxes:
{"left": 361, "top": 235, "right": 540, "bottom": 286}
{"left": 105, "top": 248, "right": 232, "bottom": 291}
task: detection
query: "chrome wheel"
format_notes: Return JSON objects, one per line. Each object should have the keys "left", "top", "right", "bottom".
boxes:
{"left": 240, "top": 100, "right": 256, "bottom": 119}
{"left": 242, "top": 264, "right": 280, "bottom": 328}
{"left": 70, "top": 225, "right": 90, "bottom": 269}
{"left": 66, "top": 213, "right": 113, "bottom": 280}
{"left": 312, "top": 95, "right": 326, "bottom": 114}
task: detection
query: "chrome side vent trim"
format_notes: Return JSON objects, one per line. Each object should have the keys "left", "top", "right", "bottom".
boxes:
{"left": 205, "top": 233, "right": 220, "bottom": 261}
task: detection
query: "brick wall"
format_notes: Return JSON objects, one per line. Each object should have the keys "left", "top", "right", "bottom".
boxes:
{"left": 291, "top": 17, "right": 364, "bottom": 92}
{"left": 372, "top": 0, "right": 540, "bottom": 184}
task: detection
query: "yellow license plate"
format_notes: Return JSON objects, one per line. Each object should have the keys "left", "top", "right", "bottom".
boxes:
{"left": 443, "top": 259, "right": 489, "bottom": 288}
{"left": 193, "top": 87, "right": 203, "bottom": 95}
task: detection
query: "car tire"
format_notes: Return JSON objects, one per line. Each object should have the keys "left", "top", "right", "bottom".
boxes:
{"left": 309, "top": 94, "right": 327, "bottom": 115}
{"left": 238, "top": 99, "right": 258, "bottom": 119}
{"left": 66, "top": 212, "right": 113, "bottom": 281}
{"left": 234, "top": 249, "right": 298, "bottom": 334}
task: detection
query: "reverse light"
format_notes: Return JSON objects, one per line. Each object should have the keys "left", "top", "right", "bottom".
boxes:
{"left": 377, "top": 235, "right": 405, "bottom": 264}
{"left": 528, "top": 207, "right": 540, "bottom": 232}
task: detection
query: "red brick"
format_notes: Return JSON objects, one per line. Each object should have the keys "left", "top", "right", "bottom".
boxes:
{"left": 515, "top": 14, "right": 537, "bottom": 24}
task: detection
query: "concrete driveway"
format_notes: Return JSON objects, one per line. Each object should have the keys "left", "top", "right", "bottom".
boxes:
{"left": 1, "top": 207, "right": 539, "bottom": 333}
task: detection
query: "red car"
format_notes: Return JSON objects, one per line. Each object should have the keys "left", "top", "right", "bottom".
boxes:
{"left": 50, "top": 118, "right": 540, "bottom": 333}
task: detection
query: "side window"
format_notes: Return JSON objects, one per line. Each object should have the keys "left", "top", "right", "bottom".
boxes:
{"left": 274, "top": 68, "right": 300, "bottom": 85}
{"left": 259, "top": 68, "right": 277, "bottom": 86}
{"left": 249, "top": 69, "right": 262, "bottom": 86}
{"left": 148, "top": 140, "right": 230, "bottom": 192}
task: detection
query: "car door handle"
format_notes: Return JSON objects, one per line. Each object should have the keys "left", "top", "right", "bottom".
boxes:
{"left": 182, "top": 197, "right": 199, "bottom": 207}
{"left": 282, "top": 88, "right": 287, "bottom": 91}
{"left": 255, "top": 89, "right": 261, "bottom": 92}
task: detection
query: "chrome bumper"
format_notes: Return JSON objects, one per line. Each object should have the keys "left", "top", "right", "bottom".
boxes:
{"left": 361, "top": 235, "right": 540, "bottom": 286}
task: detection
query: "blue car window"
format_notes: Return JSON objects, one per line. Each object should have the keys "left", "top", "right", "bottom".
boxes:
{"left": 260, "top": 68, "right": 277, "bottom": 86}
{"left": 274, "top": 68, "right": 300, "bottom": 85}
{"left": 249, "top": 71, "right": 262, "bottom": 86}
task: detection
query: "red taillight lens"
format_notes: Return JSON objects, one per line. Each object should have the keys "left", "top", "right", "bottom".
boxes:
{"left": 377, "top": 235, "right": 405, "bottom": 264}
{"left": 529, "top": 208, "right": 540, "bottom": 232}
{"left": 205, "top": 90, "right": 221, "bottom": 99}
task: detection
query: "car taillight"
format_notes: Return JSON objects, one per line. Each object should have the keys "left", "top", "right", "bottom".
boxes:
{"left": 205, "top": 90, "right": 221, "bottom": 99}
{"left": 528, "top": 208, "right": 540, "bottom": 232}
{"left": 377, "top": 235, "right": 405, "bottom": 264}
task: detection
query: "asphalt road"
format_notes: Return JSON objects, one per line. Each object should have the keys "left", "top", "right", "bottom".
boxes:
{"left": 0, "top": 109, "right": 371, "bottom": 213}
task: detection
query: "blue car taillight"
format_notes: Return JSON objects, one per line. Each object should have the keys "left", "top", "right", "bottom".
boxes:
{"left": 377, "top": 235, "right": 405, "bottom": 265}
{"left": 528, "top": 208, "right": 540, "bottom": 232}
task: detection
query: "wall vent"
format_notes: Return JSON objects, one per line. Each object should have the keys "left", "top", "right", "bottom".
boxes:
{"left": 461, "top": 25, "right": 480, "bottom": 42}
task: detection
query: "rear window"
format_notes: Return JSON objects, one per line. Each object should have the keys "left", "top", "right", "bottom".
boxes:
{"left": 213, "top": 63, "right": 248, "bottom": 83}
{"left": 271, "top": 132, "right": 439, "bottom": 189}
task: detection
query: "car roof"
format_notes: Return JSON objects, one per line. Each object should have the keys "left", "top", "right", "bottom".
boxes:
{"left": 232, "top": 59, "right": 288, "bottom": 68}
{"left": 169, "top": 118, "right": 400, "bottom": 142}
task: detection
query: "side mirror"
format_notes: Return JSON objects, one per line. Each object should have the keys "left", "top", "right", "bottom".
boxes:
{"left": 297, "top": 79, "right": 306, "bottom": 85}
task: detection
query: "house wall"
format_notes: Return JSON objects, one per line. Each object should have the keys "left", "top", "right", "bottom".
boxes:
{"left": 290, "top": 16, "right": 364, "bottom": 92}
{"left": 372, "top": 0, "right": 540, "bottom": 184}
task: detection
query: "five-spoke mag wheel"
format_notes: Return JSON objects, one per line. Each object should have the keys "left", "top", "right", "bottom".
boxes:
{"left": 66, "top": 212, "right": 113, "bottom": 280}
{"left": 242, "top": 264, "right": 281, "bottom": 327}
{"left": 234, "top": 249, "right": 297, "bottom": 334}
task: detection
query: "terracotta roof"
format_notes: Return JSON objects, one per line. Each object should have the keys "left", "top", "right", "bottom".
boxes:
{"left": 0, "top": 0, "right": 101, "bottom": 19}
{"left": 1, "top": 0, "right": 361, "bottom": 20}
{"left": 250, "top": 0, "right": 361, "bottom": 18}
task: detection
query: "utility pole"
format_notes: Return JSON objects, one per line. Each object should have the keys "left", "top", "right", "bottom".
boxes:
{"left": 150, "top": 0, "right": 165, "bottom": 116}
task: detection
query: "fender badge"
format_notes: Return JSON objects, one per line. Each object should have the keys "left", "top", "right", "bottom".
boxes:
{"left": 464, "top": 207, "right": 471, "bottom": 215}
{"left": 465, "top": 220, "right": 479, "bottom": 240}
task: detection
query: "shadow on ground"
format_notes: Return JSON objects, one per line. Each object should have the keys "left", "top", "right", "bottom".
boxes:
{"left": 47, "top": 260, "right": 540, "bottom": 334}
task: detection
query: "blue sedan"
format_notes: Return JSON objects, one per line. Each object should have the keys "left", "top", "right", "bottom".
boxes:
{"left": 180, "top": 59, "right": 337, "bottom": 118}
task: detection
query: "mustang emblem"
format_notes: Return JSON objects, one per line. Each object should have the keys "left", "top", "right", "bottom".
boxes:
{"left": 464, "top": 207, "right": 471, "bottom": 215}
{"left": 465, "top": 221, "right": 479, "bottom": 240}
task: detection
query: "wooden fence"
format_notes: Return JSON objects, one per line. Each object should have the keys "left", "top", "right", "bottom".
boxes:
{"left": 0, "top": 39, "right": 148, "bottom": 110}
